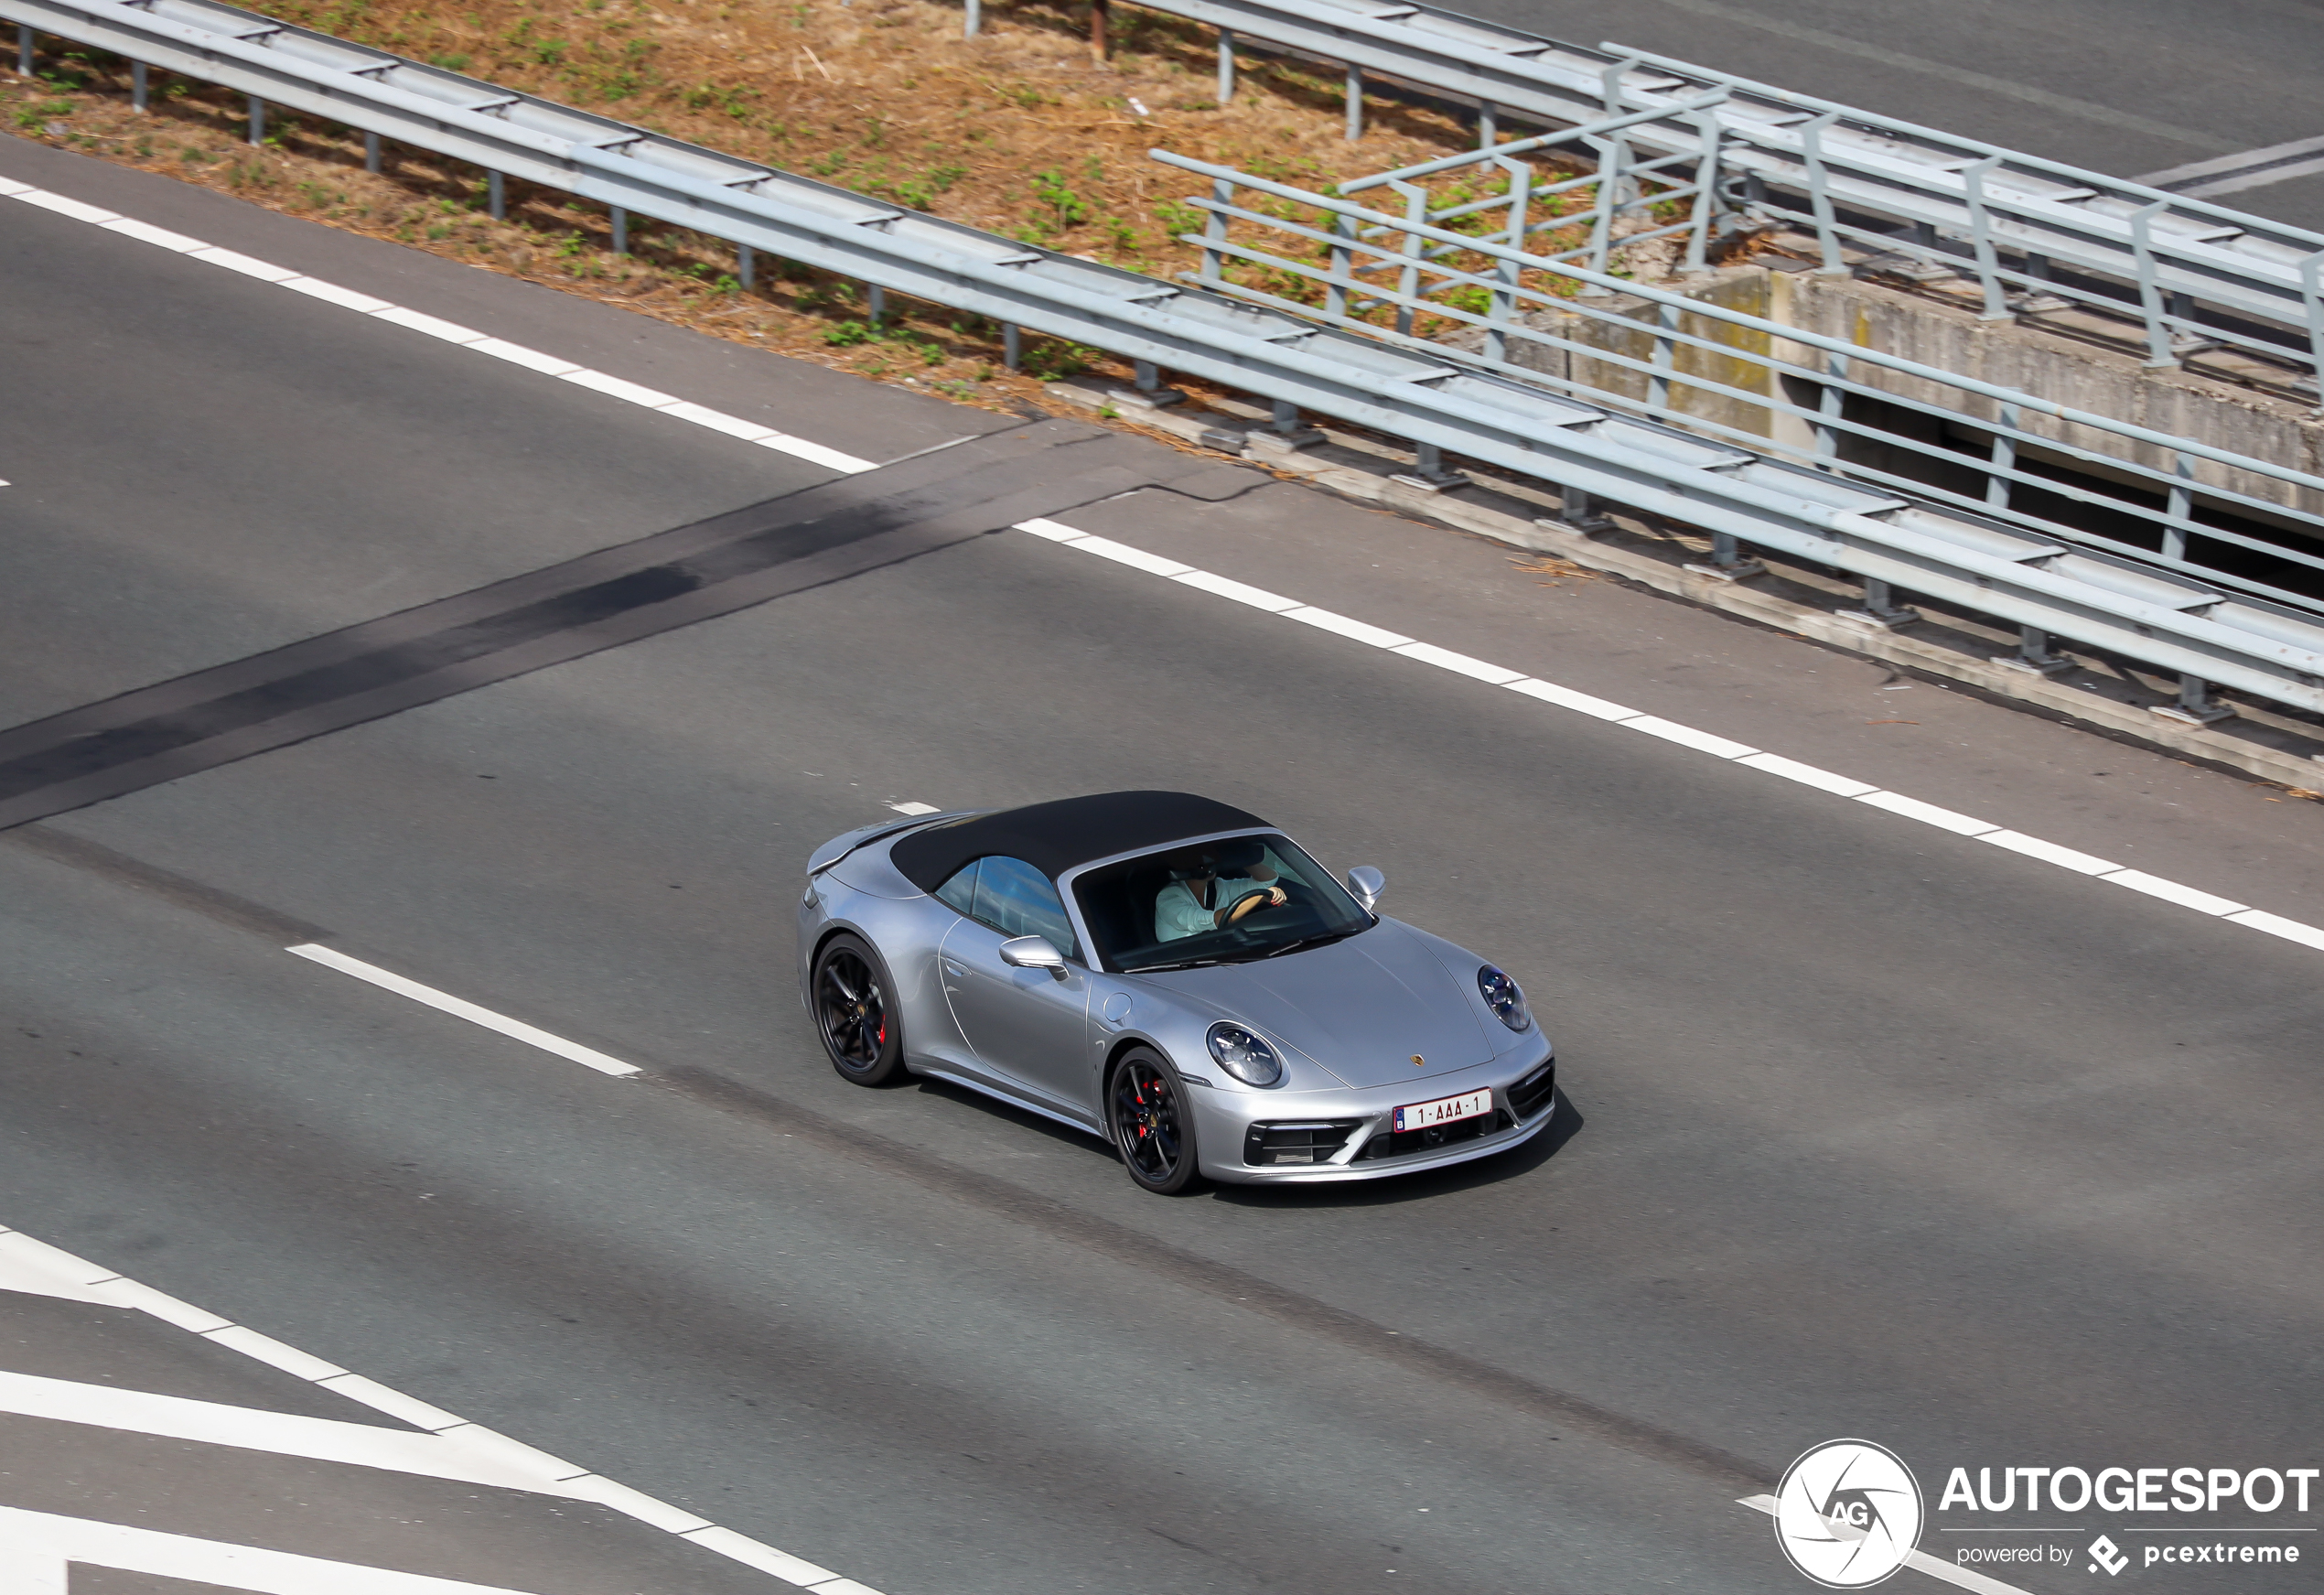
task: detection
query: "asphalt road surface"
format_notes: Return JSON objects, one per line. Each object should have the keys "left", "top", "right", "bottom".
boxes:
{"left": 1465, "top": 0, "right": 2324, "bottom": 232}
{"left": 5, "top": 136, "right": 2323, "bottom": 1595}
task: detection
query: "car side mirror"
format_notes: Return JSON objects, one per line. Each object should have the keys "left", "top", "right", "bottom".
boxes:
{"left": 1346, "top": 866, "right": 1385, "bottom": 913}
{"left": 999, "top": 935, "right": 1070, "bottom": 978}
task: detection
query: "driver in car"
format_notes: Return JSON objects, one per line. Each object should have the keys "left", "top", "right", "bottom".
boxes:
{"left": 1155, "top": 841, "right": 1287, "bottom": 941}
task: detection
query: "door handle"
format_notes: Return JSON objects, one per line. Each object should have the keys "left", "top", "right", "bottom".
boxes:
{"left": 942, "top": 962, "right": 967, "bottom": 979}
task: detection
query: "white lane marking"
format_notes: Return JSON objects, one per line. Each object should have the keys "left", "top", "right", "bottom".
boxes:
{"left": 0, "top": 1223, "right": 887, "bottom": 1592}
{"left": 1016, "top": 523, "right": 2324, "bottom": 957}
{"left": 1281, "top": 605, "right": 1414, "bottom": 650}
{"left": 559, "top": 367, "right": 678, "bottom": 407}
{"left": 374, "top": 305, "right": 486, "bottom": 344}
{"left": 1172, "top": 569, "right": 1302, "bottom": 611}
{"left": 1071, "top": 533, "right": 1195, "bottom": 577}
{"left": 2228, "top": 908, "right": 2324, "bottom": 949}
{"left": 15, "top": 189, "right": 119, "bottom": 223}
{"left": 1735, "top": 750, "right": 1879, "bottom": 798}
{"left": 0, "top": 175, "right": 872, "bottom": 477}
{"left": 1737, "top": 1495, "right": 2031, "bottom": 1595}
{"left": 0, "top": 1505, "right": 554, "bottom": 1595}
{"left": 100, "top": 217, "right": 207, "bottom": 253}
{"left": 468, "top": 337, "right": 582, "bottom": 376}
{"left": 1852, "top": 790, "right": 2001, "bottom": 837}
{"left": 2105, "top": 870, "right": 2246, "bottom": 915}
{"left": 0, "top": 1369, "right": 594, "bottom": 1495}
{"left": 285, "top": 944, "right": 640, "bottom": 1077}
{"left": 1392, "top": 641, "right": 1528, "bottom": 684}
{"left": 1624, "top": 715, "right": 1758, "bottom": 759}
{"left": 284, "top": 275, "right": 396, "bottom": 314}
{"left": 190, "top": 245, "right": 300, "bottom": 283}
{"left": 886, "top": 801, "right": 941, "bottom": 815}
{"left": 1979, "top": 830, "right": 2119, "bottom": 875}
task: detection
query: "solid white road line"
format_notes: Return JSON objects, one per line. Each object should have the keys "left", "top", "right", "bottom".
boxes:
{"left": 11, "top": 162, "right": 2318, "bottom": 962}
{"left": 0, "top": 1223, "right": 886, "bottom": 1593}
{"left": 0, "top": 171, "right": 877, "bottom": 475}
{"left": 285, "top": 943, "right": 640, "bottom": 1077}
{"left": 0, "top": 1369, "right": 594, "bottom": 1495}
{"left": 0, "top": 1505, "right": 551, "bottom": 1595}
{"left": 1007, "top": 517, "right": 2324, "bottom": 959}
{"left": 1738, "top": 1495, "right": 2033, "bottom": 1595}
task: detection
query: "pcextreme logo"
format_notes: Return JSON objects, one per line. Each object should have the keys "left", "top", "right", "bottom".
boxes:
{"left": 1774, "top": 1439, "right": 1926, "bottom": 1589}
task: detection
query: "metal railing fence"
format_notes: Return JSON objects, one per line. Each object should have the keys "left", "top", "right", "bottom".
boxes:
{"left": 1159, "top": 139, "right": 2324, "bottom": 613}
{"left": 1116, "top": 0, "right": 2324, "bottom": 395}
{"left": 10, "top": 0, "right": 2324, "bottom": 719}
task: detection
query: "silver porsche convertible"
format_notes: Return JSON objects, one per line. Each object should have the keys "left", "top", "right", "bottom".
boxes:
{"left": 797, "top": 792, "right": 1558, "bottom": 1193}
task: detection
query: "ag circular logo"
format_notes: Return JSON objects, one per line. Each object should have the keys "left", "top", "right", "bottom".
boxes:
{"left": 1773, "top": 1439, "right": 1924, "bottom": 1588}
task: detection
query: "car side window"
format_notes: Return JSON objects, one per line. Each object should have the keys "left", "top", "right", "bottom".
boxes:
{"left": 934, "top": 860, "right": 979, "bottom": 916}
{"left": 971, "top": 856, "right": 1081, "bottom": 959}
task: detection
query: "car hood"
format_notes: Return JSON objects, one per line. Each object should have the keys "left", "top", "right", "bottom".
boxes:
{"left": 1136, "top": 921, "right": 1495, "bottom": 1089}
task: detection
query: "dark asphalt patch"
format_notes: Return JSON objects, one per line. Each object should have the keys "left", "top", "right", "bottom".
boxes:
{"left": 0, "top": 420, "right": 1255, "bottom": 830}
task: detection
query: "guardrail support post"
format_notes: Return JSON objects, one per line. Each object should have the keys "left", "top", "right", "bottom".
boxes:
{"left": 1838, "top": 576, "right": 1919, "bottom": 630}
{"left": 964, "top": 0, "right": 978, "bottom": 39}
{"left": 2163, "top": 450, "right": 2196, "bottom": 563}
{"left": 131, "top": 60, "right": 146, "bottom": 111}
{"left": 1684, "top": 531, "right": 1764, "bottom": 582}
{"left": 1993, "top": 625, "right": 2072, "bottom": 677}
{"left": 1216, "top": 28, "right": 1233, "bottom": 105}
{"left": 1089, "top": 0, "right": 1108, "bottom": 63}
{"left": 1252, "top": 398, "right": 1323, "bottom": 452}
{"left": 16, "top": 23, "right": 31, "bottom": 77}
{"left": 487, "top": 169, "right": 504, "bottom": 220}
{"left": 737, "top": 243, "right": 755, "bottom": 291}
{"left": 1003, "top": 322, "right": 1021, "bottom": 370}
{"left": 868, "top": 284, "right": 886, "bottom": 325}
{"left": 364, "top": 131, "right": 382, "bottom": 172}
{"left": 2155, "top": 674, "right": 2234, "bottom": 725}
{"left": 247, "top": 95, "right": 264, "bottom": 146}
{"left": 1344, "top": 63, "right": 1363, "bottom": 142}
{"left": 1477, "top": 101, "right": 1496, "bottom": 149}
{"left": 610, "top": 206, "right": 628, "bottom": 253}
{"left": 1541, "top": 485, "right": 1612, "bottom": 535}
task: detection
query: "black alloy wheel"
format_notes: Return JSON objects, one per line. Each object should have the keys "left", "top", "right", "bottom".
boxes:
{"left": 1110, "top": 1048, "right": 1200, "bottom": 1194}
{"left": 813, "top": 934, "right": 907, "bottom": 1086}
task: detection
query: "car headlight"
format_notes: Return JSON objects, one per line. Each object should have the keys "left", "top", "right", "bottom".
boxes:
{"left": 1206, "top": 1023, "right": 1283, "bottom": 1087}
{"left": 1478, "top": 966, "right": 1530, "bottom": 1032}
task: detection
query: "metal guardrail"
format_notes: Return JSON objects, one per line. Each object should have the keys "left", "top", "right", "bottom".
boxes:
{"left": 1163, "top": 127, "right": 2324, "bottom": 612}
{"left": 1124, "top": 0, "right": 2324, "bottom": 393}
{"left": 9, "top": 0, "right": 2324, "bottom": 719}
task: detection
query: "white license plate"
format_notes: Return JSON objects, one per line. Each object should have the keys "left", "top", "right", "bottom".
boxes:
{"left": 1393, "top": 1088, "right": 1492, "bottom": 1133}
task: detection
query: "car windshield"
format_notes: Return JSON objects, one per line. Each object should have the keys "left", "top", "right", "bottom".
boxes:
{"left": 1071, "top": 833, "right": 1373, "bottom": 973}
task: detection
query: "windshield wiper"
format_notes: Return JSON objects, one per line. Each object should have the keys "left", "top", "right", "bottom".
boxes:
{"left": 1253, "top": 929, "right": 1360, "bottom": 960}
{"left": 1129, "top": 955, "right": 1229, "bottom": 973}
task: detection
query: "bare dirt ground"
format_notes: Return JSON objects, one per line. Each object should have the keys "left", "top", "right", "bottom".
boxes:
{"left": 6, "top": 0, "right": 1505, "bottom": 414}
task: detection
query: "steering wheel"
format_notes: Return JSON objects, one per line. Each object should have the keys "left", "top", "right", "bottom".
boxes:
{"left": 1220, "top": 887, "right": 1282, "bottom": 927}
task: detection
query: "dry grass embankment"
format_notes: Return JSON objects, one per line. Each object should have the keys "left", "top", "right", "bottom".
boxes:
{"left": 8, "top": 0, "right": 1540, "bottom": 410}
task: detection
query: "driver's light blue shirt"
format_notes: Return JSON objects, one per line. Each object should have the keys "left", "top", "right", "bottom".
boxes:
{"left": 1155, "top": 875, "right": 1276, "bottom": 942}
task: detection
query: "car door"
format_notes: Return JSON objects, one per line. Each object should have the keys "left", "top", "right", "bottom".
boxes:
{"left": 937, "top": 856, "right": 1095, "bottom": 1124}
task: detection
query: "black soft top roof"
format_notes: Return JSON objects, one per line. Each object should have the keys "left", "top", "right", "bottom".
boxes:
{"left": 888, "top": 791, "right": 1268, "bottom": 889}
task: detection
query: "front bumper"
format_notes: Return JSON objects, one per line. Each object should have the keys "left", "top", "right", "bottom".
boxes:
{"left": 1191, "top": 1036, "right": 1557, "bottom": 1184}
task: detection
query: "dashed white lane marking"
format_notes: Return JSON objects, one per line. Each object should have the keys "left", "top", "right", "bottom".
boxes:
{"left": 1737, "top": 1495, "right": 2030, "bottom": 1595}
{"left": 0, "top": 1222, "right": 871, "bottom": 1592}
{"left": 11, "top": 165, "right": 2317, "bottom": 958}
{"left": 286, "top": 944, "right": 640, "bottom": 1077}
{"left": 1006, "top": 520, "right": 2324, "bottom": 958}
{"left": 0, "top": 172, "right": 877, "bottom": 476}
{"left": 886, "top": 800, "right": 941, "bottom": 815}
